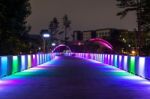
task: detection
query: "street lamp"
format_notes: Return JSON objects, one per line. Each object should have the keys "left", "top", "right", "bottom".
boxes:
{"left": 43, "top": 34, "right": 50, "bottom": 38}
{"left": 51, "top": 42, "right": 56, "bottom": 46}
{"left": 42, "top": 33, "right": 50, "bottom": 53}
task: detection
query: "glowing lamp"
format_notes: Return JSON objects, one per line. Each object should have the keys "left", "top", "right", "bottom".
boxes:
{"left": 42, "top": 33, "right": 50, "bottom": 38}
{"left": 52, "top": 43, "right": 56, "bottom": 46}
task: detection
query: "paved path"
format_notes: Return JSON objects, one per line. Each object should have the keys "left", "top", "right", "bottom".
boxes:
{"left": 0, "top": 56, "right": 150, "bottom": 99}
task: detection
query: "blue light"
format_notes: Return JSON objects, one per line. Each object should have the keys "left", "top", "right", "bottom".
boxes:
{"left": 1, "top": 57, "right": 8, "bottom": 77}
{"left": 21, "top": 55, "right": 26, "bottom": 71}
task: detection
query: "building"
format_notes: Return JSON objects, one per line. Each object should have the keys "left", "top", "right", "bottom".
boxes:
{"left": 73, "top": 28, "right": 128, "bottom": 41}
{"left": 82, "top": 31, "right": 92, "bottom": 41}
{"left": 72, "top": 28, "right": 131, "bottom": 53}
{"left": 73, "top": 31, "right": 83, "bottom": 41}
{"left": 73, "top": 30, "right": 97, "bottom": 41}
{"left": 96, "top": 28, "right": 112, "bottom": 39}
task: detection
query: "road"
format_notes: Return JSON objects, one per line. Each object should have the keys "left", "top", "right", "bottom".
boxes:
{"left": 0, "top": 56, "right": 150, "bottom": 99}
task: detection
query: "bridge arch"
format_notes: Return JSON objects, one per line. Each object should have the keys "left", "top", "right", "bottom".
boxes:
{"left": 89, "top": 38, "right": 113, "bottom": 50}
{"left": 52, "top": 44, "right": 72, "bottom": 53}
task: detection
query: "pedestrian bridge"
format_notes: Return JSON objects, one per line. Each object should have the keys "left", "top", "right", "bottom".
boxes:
{"left": 0, "top": 53, "right": 150, "bottom": 99}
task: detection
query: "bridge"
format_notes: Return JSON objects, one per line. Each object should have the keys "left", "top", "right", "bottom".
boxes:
{"left": 0, "top": 52, "right": 150, "bottom": 99}
{"left": 0, "top": 41, "right": 150, "bottom": 99}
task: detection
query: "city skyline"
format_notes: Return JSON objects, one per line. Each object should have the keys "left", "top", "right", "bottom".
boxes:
{"left": 27, "top": 0, "right": 137, "bottom": 34}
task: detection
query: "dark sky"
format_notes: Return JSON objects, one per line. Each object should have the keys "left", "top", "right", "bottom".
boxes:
{"left": 27, "top": 0, "right": 137, "bottom": 34}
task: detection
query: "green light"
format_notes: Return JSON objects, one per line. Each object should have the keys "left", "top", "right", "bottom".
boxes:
{"left": 12, "top": 56, "right": 18, "bottom": 74}
{"left": 28, "top": 55, "right": 31, "bottom": 69}
{"left": 106, "top": 71, "right": 132, "bottom": 77}
{"left": 129, "top": 56, "right": 135, "bottom": 74}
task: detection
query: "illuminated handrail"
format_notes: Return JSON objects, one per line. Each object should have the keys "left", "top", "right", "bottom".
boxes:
{"left": 0, "top": 53, "right": 56, "bottom": 78}
{"left": 74, "top": 53, "right": 150, "bottom": 80}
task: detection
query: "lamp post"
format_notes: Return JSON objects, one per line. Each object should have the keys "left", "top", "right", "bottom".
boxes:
{"left": 42, "top": 33, "right": 50, "bottom": 53}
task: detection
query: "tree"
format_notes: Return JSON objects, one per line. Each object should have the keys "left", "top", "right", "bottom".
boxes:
{"left": 49, "top": 17, "right": 59, "bottom": 42}
{"left": 63, "top": 14, "right": 71, "bottom": 43}
{"left": 0, "top": 0, "right": 31, "bottom": 55}
{"left": 116, "top": 0, "right": 150, "bottom": 55}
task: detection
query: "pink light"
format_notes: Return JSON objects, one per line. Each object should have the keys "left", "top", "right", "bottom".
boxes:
{"left": 90, "top": 38, "right": 113, "bottom": 50}
{"left": 0, "top": 79, "right": 22, "bottom": 85}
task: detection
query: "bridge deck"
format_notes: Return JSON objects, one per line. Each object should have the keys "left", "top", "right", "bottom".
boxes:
{"left": 0, "top": 56, "right": 150, "bottom": 99}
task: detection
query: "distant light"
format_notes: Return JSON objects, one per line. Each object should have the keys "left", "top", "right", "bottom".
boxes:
{"left": 52, "top": 43, "right": 56, "bottom": 46}
{"left": 131, "top": 50, "right": 136, "bottom": 55}
{"left": 128, "top": 44, "right": 131, "bottom": 47}
{"left": 78, "top": 42, "right": 81, "bottom": 46}
{"left": 43, "top": 33, "right": 50, "bottom": 38}
{"left": 38, "top": 47, "right": 41, "bottom": 50}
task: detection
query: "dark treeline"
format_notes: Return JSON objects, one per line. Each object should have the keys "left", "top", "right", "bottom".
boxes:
{"left": 0, "top": 0, "right": 31, "bottom": 55}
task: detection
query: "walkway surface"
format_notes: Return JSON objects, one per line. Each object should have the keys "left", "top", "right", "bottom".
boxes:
{"left": 0, "top": 56, "right": 150, "bottom": 99}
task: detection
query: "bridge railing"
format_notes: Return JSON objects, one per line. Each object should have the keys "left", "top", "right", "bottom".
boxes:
{"left": 0, "top": 53, "right": 57, "bottom": 78}
{"left": 74, "top": 53, "right": 150, "bottom": 80}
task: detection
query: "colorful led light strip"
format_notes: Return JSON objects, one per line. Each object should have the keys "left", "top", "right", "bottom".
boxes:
{"left": 28, "top": 55, "right": 31, "bottom": 69}
{"left": 119, "top": 55, "right": 122, "bottom": 69}
{"left": 129, "top": 56, "right": 135, "bottom": 74}
{"left": 1, "top": 57, "right": 8, "bottom": 77}
{"left": 21, "top": 55, "right": 26, "bottom": 71}
{"left": 123, "top": 56, "right": 128, "bottom": 71}
{"left": 12, "top": 56, "right": 18, "bottom": 74}
{"left": 52, "top": 44, "right": 72, "bottom": 53}
{"left": 114, "top": 55, "right": 118, "bottom": 67}
{"left": 32, "top": 54, "right": 36, "bottom": 67}
{"left": 138, "top": 57, "right": 145, "bottom": 78}
{"left": 74, "top": 53, "right": 150, "bottom": 81}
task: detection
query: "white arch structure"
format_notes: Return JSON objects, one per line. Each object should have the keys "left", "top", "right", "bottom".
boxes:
{"left": 52, "top": 44, "right": 72, "bottom": 53}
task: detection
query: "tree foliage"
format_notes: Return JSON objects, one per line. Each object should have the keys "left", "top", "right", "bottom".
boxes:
{"left": 63, "top": 14, "right": 71, "bottom": 42}
{"left": 116, "top": 0, "right": 150, "bottom": 32}
{"left": 49, "top": 17, "right": 59, "bottom": 40}
{"left": 0, "top": 0, "right": 31, "bottom": 55}
{"left": 63, "top": 15, "right": 71, "bottom": 29}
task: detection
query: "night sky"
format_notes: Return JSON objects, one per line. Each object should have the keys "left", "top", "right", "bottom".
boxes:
{"left": 27, "top": 0, "right": 137, "bottom": 34}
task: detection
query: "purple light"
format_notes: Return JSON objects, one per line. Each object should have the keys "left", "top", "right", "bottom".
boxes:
{"left": 108, "top": 54, "right": 110, "bottom": 64}
{"left": 36, "top": 54, "right": 40, "bottom": 65}
{"left": 75, "top": 53, "right": 150, "bottom": 82}
{"left": 32, "top": 54, "right": 37, "bottom": 67}
{"left": 104, "top": 54, "right": 108, "bottom": 64}
{"left": 110, "top": 54, "right": 114, "bottom": 65}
